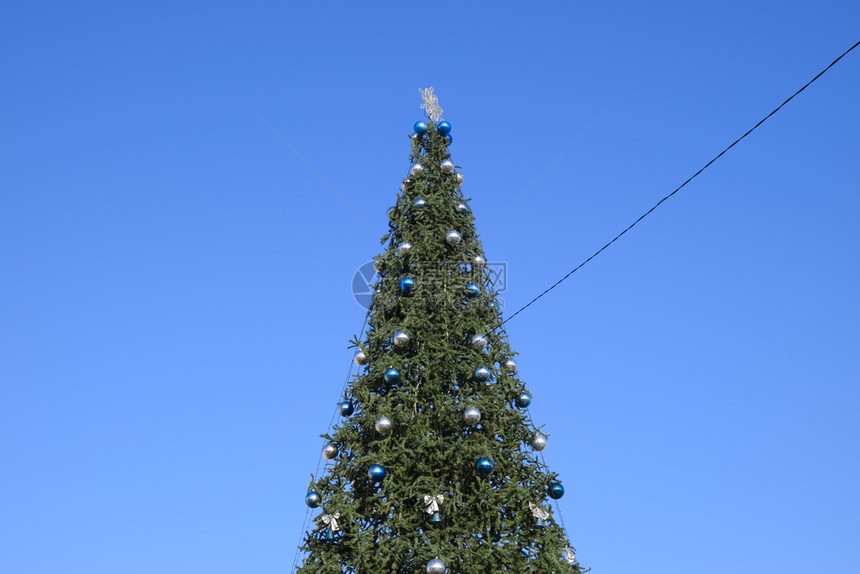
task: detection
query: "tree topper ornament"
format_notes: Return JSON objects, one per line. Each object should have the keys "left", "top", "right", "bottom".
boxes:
{"left": 419, "top": 87, "right": 444, "bottom": 122}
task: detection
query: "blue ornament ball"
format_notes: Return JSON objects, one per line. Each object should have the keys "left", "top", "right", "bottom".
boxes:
{"left": 444, "top": 134, "right": 453, "bottom": 144}
{"left": 437, "top": 121, "right": 451, "bottom": 135}
{"left": 466, "top": 283, "right": 480, "bottom": 299}
{"left": 474, "top": 366, "right": 491, "bottom": 382}
{"left": 400, "top": 277, "right": 415, "bottom": 294}
{"left": 338, "top": 401, "right": 354, "bottom": 416}
{"left": 305, "top": 490, "right": 321, "bottom": 508}
{"left": 384, "top": 368, "right": 401, "bottom": 384}
{"left": 476, "top": 457, "right": 494, "bottom": 476}
{"left": 413, "top": 198, "right": 427, "bottom": 209}
{"left": 368, "top": 464, "right": 386, "bottom": 482}
{"left": 516, "top": 392, "right": 532, "bottom": 408}
{"left": 414, "top": 121, "right": 428, "bottom": 134}
{"left": 549, "top": 482, "right": 565, "bottom": 500}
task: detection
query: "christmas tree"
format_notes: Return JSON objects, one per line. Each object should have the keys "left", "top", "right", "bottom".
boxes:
{"left": 296, "top": 90, "right": 584, "bottom": 574}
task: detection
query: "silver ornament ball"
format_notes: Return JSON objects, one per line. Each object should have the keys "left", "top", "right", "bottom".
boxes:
{"left": 471, "top": 334, "right": 488, "bottom": 350}
{"left": 446, "top": 230, "right": 462, "bottom": 245}
{"left": 441, "top": 160, "right": 455, "bottom": 173}
{"left": 398, "top": 241, "right": 412, "bottom": 253}
{"left": 464, "top": 407, "right": 482, "bottom": 424}
{"left": 456, "top": 172, "right": 464, "bottom": 185}
{"left": 531, "top": 433, "right": 548, "bottom": 452}
{"left": 472, "top": 254, "right": 486, "bottom": 269}
{"left": 375, "top": 416, "right": 393, "bottom": 435}
{"left": 427, "top": 558, "right": 446, "bottom": 574}
{"left": 502, "top": 358, "right": 517, "bottom": 372}
{"left": 411, "top": 163, "right": 424, "bottom": 175}
{"left": 353, "top": 350, "right": 369, "bottom": 366}
{"left": 372, "top": 260, "right": 382, "bottom": 272}
{"left": 393, "top": 330, "right": 410, "bottom": 346}
{"left": 322, "top": 443, "right": 338, "bottom": 459}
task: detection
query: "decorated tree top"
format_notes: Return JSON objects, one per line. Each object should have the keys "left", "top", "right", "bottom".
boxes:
{"left": 296, "top": 90, "right": 584, "bottom": 574}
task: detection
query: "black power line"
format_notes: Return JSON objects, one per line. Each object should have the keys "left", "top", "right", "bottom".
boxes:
{"left": 503, "top": 39, "right": 860, "bottom": 324}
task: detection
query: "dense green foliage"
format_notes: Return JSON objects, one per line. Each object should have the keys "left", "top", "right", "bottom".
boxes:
{"left": 296, "top": 122, "right": 584, "bottom": 574}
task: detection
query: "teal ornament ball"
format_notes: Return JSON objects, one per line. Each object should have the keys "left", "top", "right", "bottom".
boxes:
{"left": 466, "top": 283, "right": 480, "bottom": 299}
{"left": 476, "top": 457, "right": 494, "bottom": 476}
{"left": 413, "top": 198, "right": 427, "bottom": 209}
{"left": 437, "top": 121, "right": 451, "bottom": 135}
{"left": 414, "top": 121, "right": 428, "bottom": 134}
{"left": 516, "top": 392, "right": 532, "bottom": 408}
{"left": 384, "top": 368, "right": 401, "bottom": 384}
{"left": 474, "top": 366, "right": 491, "bottom": 382}
{"left": 338, "top": 401, "right": 354, "bottom": 416}
{"left": 400, "top": 277, "right": 415, "bottom": 294}
{"left": 305, "top": 490, "right": 321, "bottom": 508}
{"left": 368, "top": 464, "right": 386, "bottom": 482}
{"left": 549, "top": 482, "right": 565, "bottom": 499}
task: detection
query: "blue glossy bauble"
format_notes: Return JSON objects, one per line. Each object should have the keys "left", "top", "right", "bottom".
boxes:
{"left": 437, "top": 121, "right": 451, "bottom": 135}
{"left": 414, "top": 121, "right": 428, "bottom": 134}
{"left": 400, "top": 277, "right": 415, "bottom": 294}
{"left": 444, "top": 134, "right": 452, "bottom": 144}
{"left": 413, "top": 198, "right": 427, "bottom": 209}
{"left": 549, "top": 482, "right": 565, "bottom": 499}
{"left": 338, "top": 401, "right": 354, "bottom": 416}
{"left": 466, "top": 283, "right": 480, "bottom": 299}
{"left": 474, "top": 366, "right": 491, "bottom": 382}
{"left": 384, "top": 368, "right": 401, "bottom": 384}
{"left": 305, "top": 490, "right": 321, "bottom": 508}
{"left": 456, "top": 202, "right": 469, "bottom": 215}
{"left": 515, "top": 392, "right": 532, "bottom": 408}
{"left": 368, "top": 464, "right": 386, "bottom": 482}
{"left": 476, "top": 457, "right": 494, "bottom": 476}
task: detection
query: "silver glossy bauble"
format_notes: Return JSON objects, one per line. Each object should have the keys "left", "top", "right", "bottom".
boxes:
{"left": 426, "top": 558, "right": 446, "bottom": 574}
{"left": 375, "top": 416, "right": 392, "bottom": 435}
{"left": 322, "top": 443, "right": 338, "bottom": 459}
{"left": 411, "top": 163, "right": 424, "bottom": 175}
{"left": 472, "top": 254, "right": 486, "bottom": 269}
{"left": 353, "top": 350, "right": 369, "bottom": 366}
{"left": 398, "top": 241, "right": 412, "bottom": 253}
{"left": 393, "top": 331, "right": 410, "bottom": 346}
{"left": 502, "top": 358, "right": 517, "bottom": 372}
{"left": 464, "top": 407, "right": 482, "bottom": 424}
{"left": 441, "top": 160, "right": 455, "bottom": 173}
{"left": 471, "top": 334, "right": 488, "bottom": 350}
{"left": 456, "top": 202, "right": 469, "bottom": 215}
{"left": 456, "top": 172, "right": 464, "bottom": 185}
{"left": 531, "top": 433, "right": 548, "bottom": 452}
{"left": 372, "top": 260, "right": 382, "bottom": 272}
{"left": 446, "top": 230, "right": 461, "bottom": 245}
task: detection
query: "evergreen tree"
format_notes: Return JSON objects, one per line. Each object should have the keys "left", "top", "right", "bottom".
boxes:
{"left": 297, "top": 102, "right": 584, "bottom": 574}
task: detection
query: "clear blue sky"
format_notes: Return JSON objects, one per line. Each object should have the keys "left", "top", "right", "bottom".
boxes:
{"left": 2, "top": 2, "right": 859, "bottom": 573}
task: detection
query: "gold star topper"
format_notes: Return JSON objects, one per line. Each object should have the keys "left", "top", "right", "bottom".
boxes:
{"left": 419, "top": 87, "right": 444, "bottom": 122}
